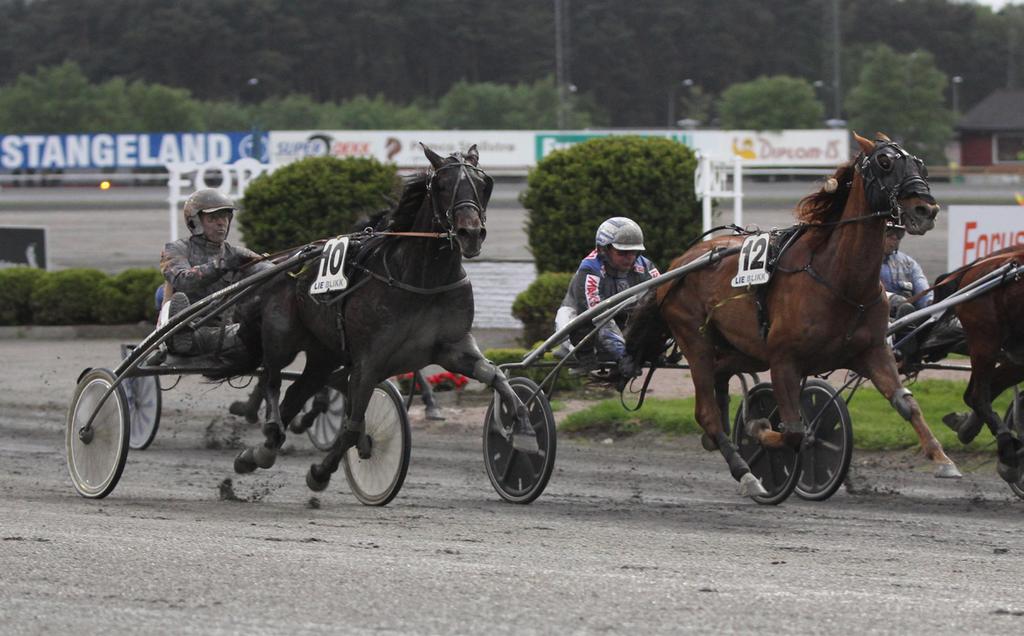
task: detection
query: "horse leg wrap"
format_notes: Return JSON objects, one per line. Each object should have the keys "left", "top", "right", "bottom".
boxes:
{"left": 473, "top": 359, "right": 499, "bottom": 387}
{"left": 716, "top": 433, "right": 749, "bottom": 482}
{"left": 891, "top": 387, "right": 915, "bottom": 421}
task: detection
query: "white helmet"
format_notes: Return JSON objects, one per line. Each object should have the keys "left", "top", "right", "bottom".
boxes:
{"left": 595, "top": 217, "right": 645, "bottom": 251}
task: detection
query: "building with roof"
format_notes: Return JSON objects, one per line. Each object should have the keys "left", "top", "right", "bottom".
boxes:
{"left": 956, "top": 88, "right": 1024, "bottom": 168}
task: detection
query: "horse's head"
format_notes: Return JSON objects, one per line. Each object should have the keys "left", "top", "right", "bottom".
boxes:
{"left": 853, "top": 132, "right": 939, "bottom": 235}
{"left": 421, "top": 143, "right": 494, "bottom": 258}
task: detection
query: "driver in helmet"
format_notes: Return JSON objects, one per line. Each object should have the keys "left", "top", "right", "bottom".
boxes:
{"left": 159, "top": 188, "right": 269, "bottom": 358}
{"left": 882, "top": 225, "right": 932, "bottom": 320}
{"left": 554, "top": 217, "right": 660, "bottom": 368}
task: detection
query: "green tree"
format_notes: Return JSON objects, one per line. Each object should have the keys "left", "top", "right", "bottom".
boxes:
{"left": 845, "top": 45, "right": 954, "bottom": 163}
{"left": 0, "top": 61, "right": 103, "bottom": 132}
{"left": 324, "top": 94, "right": 437, "bottom": 129}
{"left": 521, "top": 136, "right": 700, "bottom": 274}
{"left": 717, "top": 75, "right": 825, "bottom": 130}
{"left": 436, "top": 77, "right": 603, "bottom": 129}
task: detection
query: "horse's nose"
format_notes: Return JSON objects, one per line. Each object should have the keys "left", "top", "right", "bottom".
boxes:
{"left": 917, "top": 203, "right": 939, "bottom": 221}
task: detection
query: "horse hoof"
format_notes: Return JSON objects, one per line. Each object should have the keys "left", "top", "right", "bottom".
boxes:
{"left": 425, "top": 405, "right": 445, "bottom": 421}
{"left": 234, "top": 448, "right": 258, "bottom": 474}
{"left": 253, "top": 445, "right": 277, "bottom": 470}
{"left": 745, "top": 417, "right": 771, "bottom": 438}
{"left": 700, "top": 433, "right": 719, "bottom": 451}
{"left": 934, "top": 462, "right": 963, "bottom": 479}
{"left": 356, "top": 435, "right": 373, "bottom": 460}
{"left": 738, "top": 472, "right": 768, "bottom": 497}
{"left": 306, "top": 465, "right": 330, "bottom": 492}
{"left": 512, "top": 432, "right": 539, "bottom": 454}
{"left": 229, "top": 401, "right": 259, "bottom": 424}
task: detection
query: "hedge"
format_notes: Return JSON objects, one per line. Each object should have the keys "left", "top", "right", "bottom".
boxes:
{"left": 483, "top": 347, "right": 583, "bottom": 392}
{"left": 521, "top": 135, "right": 702, "bottom": 274}
{"left": 511, "top": 271, "right": 573, "bottom": 347}
{"left": 238, "top": 156, "right": 401, "bottom": 253}
{"left": 0, "top": 266, "right": 163, "bottom": 325}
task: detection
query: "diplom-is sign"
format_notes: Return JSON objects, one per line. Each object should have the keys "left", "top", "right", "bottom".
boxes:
{"left": 0, "top": 132, "right": 263, "bottom": 170}
{"left": 947, "top": 205, "right": 1024, "bottom": 270}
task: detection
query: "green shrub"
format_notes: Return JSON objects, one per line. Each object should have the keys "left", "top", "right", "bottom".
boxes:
{"left": 93, "top": 280, "right": 137, "bottom": 325}
{"left": 239, "top": 156, "right": 401, "bottom": 253}
{"left": 484, "top": 347, "right": 583, "bottom": 392}
{"left": 0, "top": 267, "right": 45, "bottom": 325}
{"left": 29, "top": 268, "right": 106, "bottom": 325}
{"left": 521, "top": 135, "right": 701, "bottom": 274}
{"left": 112, "top": 268, "right": 164, "bottom": 322}
{"left": 511, "top": 271, "right": 573, "bottom": 346}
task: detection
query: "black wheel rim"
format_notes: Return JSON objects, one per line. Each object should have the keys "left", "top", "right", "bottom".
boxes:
{"left": 483, "top": 377, "right": 556, "bottom": 503}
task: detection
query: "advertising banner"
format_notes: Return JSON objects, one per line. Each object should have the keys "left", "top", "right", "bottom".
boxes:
{"left": 0, "top": 226, "right": 47, "bottom": 269}
{"left": 947, "top": 205, "right": 1024, "bottom": 270}
{"left": 534, "top": 129, "right": 848, "bottom": 166}
{"left": 268, "top": 130, "right": 535, "bottom": 169}
{"left": 0, "top": 132, "right": 267, "bottom": 170}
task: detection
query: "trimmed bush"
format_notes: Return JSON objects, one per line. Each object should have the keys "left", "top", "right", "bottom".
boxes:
{"left": 112, "top": 268, "right": 165, "bottom": 322}
{"left": 521, "top": 135, "right": 701, "bottom": 274}
{"left": 0, "top": 267, "right": 45, "bottom": 325}
{"left": 239, "top": 156, "right": 401, "bottom": 253}
{"left": 94, "top": 280, "right": 137, "bottom": 325}
{"left": 29, "top": 268, "right": 106, "bottom": 325}
{"left": 511, "top": 271, "right": 573, "bottom": 347}
{"left": 484, "top": 347, "right": 582, "bottom": 392}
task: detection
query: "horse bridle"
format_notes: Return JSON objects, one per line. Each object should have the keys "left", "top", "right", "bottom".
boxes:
{"left": 854, "top": 140, "right": 934, "bottom": 226}
{"left": 424, "top": 156, "right": 493, "bottom": 233}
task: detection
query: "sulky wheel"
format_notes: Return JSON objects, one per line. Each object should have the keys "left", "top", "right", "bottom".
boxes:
{"left": 66, "top": 368, "right": 131, "bottom": 499}
{"left": 124, "top": 375, "right": 161, "bottom": 451}
{"left": 483, "top": 376, "right": 557, "bottom": 504}
{"left": 795, "top": 378, "right": 853, "bottom": 501}
{"left": 1004, "top": 390, "right": 1024, "bottom": 500}
{"left": 341, "top": 381, "right": 411, "bottom": 506}
{"left": 305, "top": 387, "right": 346, "bottom": 451}
{"left": 732, "top": 381, "right": 802, "bottom": 505}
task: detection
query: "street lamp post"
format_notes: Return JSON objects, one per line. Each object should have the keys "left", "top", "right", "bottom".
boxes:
{"left": 952, "top": 75, "right": 963, "bottom": 117}
{"left": 668, "top": 79, "right": 694, "bottom": 128}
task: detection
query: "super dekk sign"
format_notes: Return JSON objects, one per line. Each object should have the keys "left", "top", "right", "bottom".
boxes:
{"left": 947, "top": 205, "right": 1024, "bottom": 270}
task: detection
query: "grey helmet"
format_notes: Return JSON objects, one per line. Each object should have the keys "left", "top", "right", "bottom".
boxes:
{"left": 595, "top": 217, "right": 645, "bottom": 251}
{"left": 183, "top": 188, "right": 236, "bottom": 237}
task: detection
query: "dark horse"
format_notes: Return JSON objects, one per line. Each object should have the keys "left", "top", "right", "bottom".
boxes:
{"left": 623, "top": 133, "right": 960, "bottom": 496}
{"left": 934, "top": 244, "right": 1024, "bottom": 482}
{"left": 221, "top": 144, "right": 538, "bottom": 489}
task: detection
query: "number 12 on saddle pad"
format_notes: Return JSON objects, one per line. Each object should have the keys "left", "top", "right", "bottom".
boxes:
{"left": 310, "top": 237, "right": 350, "bottom": 294}
{"left": 732, "top": 234, "right": 770, "bottom": 287}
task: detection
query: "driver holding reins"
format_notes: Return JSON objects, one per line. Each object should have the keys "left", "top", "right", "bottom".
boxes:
{"left": 555, "top": 217, "right": 660, "bottom": 373}
{"left": 160, "top": 188, "right": 269, "bottom": 358}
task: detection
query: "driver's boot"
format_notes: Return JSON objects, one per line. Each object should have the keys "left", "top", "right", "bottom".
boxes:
{"left": 191, "top": 323, "right": 245, "bottom": 359}
{"left": 166, "top": 292, "right": 194, "bottom": 355}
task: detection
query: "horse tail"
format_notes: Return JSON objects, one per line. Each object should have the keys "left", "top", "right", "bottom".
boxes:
{"left": 623, "top": 290, "right": 672, "bottom": 370}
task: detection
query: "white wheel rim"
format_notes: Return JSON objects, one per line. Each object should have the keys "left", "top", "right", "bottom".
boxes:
{"left": 309, "top": 389, "right": 345, "bottom": 450}
{"left": 127, "top": 376, "right": 159, "bottom": 448}
{"left": 68, "top": 378, "right": 126, "bottom": 496}
{"left": 345, "top": 386, "right": 403, "bottom": 498}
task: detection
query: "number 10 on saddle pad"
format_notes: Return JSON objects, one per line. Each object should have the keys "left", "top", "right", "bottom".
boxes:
{"left": 310, "top": 237, "right": 350, "bottom": 294}
{"left": 732, "top": 234, "right": 770, "bottom": 287}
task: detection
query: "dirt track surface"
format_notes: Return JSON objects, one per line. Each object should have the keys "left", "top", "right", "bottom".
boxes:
{"left": 2, "top": 338, "right": 1024, "bottom": 634}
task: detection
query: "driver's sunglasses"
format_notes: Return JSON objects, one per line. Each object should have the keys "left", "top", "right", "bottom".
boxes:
{"left": 201, "top": 209, "right": 234, "bottom": 221}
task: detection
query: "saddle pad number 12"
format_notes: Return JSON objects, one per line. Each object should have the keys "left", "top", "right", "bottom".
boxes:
{"left": 731, "top": 234, "right": 770, "bottom": 287}
{"left": 310, "top": 237, "right": 350, "bottom": 295}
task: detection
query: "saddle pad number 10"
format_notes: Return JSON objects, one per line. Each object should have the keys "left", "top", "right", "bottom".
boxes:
{"left": 310, "top": 237, "right": 350, "bottom": 295}
{"left": 731, "top": 234, "right": 770, "bottom": 287}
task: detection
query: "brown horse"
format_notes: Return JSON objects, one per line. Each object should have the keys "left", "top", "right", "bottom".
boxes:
{"left": 935, "top": 244, "right": 1024, "bottom": 482}
{"left": 623, "top": 133, "right": 961, "bottom": 497}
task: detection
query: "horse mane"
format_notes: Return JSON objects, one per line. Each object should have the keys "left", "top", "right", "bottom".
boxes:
{"left": 795, "top": 163, "right": 855, "bottom": 226}
{"left": 377, "top": 172, "right": 428, "bottom": 232}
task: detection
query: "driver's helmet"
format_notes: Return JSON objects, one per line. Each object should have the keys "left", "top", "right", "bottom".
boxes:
{"left": 595, "top": 217, "right": 645, "bottom": 251}
{"left": 183, "top": 189, "right": 236, "bottom": 237}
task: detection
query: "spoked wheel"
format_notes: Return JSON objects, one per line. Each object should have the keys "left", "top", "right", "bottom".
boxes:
{"left": 483, "top": 377, "right": 557, "bottom": 504}
{"left": 125, "top": 375, "right": 161, "bottom": 450}
{"left": 118, "top": 345, "right": 162, "bottom": 450}
{"left": 341, "top": 381, "right": 411, "bottom": 506}
{"left": 732, "top": 382, "right": 802, "bottom": 505}
{"left": 305, "top": 387, "right": 346, "bottom": 451}
{"left": 795, "top": 378, "right": 853, "bottom": 501}
{"left": 66, "top": 368, "right": 130, "bottom": 499}
{"left": 1004, "top": 389, "right": 1024, "bottom": 500}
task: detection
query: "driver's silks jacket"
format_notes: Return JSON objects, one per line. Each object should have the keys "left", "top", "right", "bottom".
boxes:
{"left": 160, "top": 236, "right": 264, "bottom": 304}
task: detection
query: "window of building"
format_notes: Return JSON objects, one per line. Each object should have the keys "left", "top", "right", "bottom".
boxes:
{"left": 995, "top": 133, "right": 1024, "bottom": 163}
